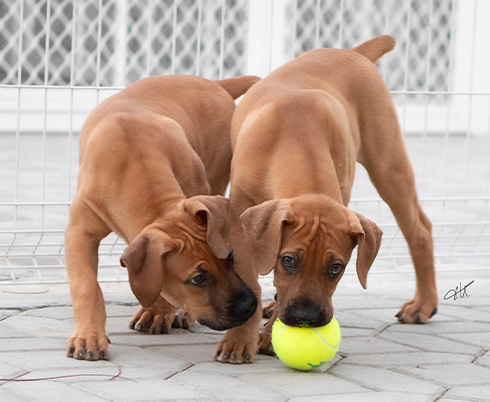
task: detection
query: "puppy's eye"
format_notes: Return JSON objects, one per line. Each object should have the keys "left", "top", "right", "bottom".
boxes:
{"left": 281, "top": 255, "right": 297, "bottom": 272}
{"left": 189, "top": 273, "right": 206, "bottom": 287}
{"left": 329, "top": 263, "right": 344, "bottom": 275}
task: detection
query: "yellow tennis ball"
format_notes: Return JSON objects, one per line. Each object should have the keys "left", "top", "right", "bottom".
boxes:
{"left": 271, "top": 316, "right": 341, "bottom": 371}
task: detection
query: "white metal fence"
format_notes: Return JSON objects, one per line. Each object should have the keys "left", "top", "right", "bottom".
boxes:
{"left": 0, "top": 0, "right": 488, "bottom": 285}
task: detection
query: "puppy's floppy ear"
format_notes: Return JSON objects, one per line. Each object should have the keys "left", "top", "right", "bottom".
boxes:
{"left": 120, "top": 230, "right": 178, "bottom": 307}
{"left": 240, "top": 199, "right": 294, "bottom": 276}
{"left": 184, "top": 195, "right": 231, "bottom": 259}
{"left": 348, "top": 211, "right": 383, "bottom": 289}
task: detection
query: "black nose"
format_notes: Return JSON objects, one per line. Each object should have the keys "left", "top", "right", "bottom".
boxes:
{"left": 228, "top": 287, "right": 258, "bottom": 321}
{"left": 284, "top": 300, "right": 327, "bottom": 327}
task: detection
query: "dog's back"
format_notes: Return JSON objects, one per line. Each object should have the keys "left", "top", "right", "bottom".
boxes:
{"left": 231, "top": 36, "right": 396, "bottom": 153}
{"left": 80, "top": 75, "right": 259, "bottom": 196}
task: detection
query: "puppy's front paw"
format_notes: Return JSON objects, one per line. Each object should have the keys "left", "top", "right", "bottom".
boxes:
{"left": 214, "top": 329, "right": 258, "bottom": 364}
{"left": 130, "top": 296, "right": 177, "bottom": 335}
{"left": 66, "top": 333, "right": 109, "bottom": 361}
{"left": 258, "top": 306, "right": 277, "bottom": 356}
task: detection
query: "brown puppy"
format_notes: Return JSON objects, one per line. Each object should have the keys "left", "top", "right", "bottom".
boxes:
{"left": 215, "top": 36, "right": 437, "bottom": 364}
{"left": 65, "top": 74, "right": 260, "bottom": 361}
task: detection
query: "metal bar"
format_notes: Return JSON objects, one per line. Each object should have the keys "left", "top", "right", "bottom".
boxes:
{"left": 195, "top": 0, "right": 202, "bottom": 76}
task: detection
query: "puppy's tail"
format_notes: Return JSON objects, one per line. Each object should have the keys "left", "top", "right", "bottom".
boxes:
{"left": 352, "top": 35, "right": 395, "bottom": 63}
{"left": 216, "top": 75, "right": 260, "bottom": 100}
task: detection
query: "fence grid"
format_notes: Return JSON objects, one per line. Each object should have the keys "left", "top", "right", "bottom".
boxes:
{"left": 0, "top": 0, "right": 488, "bottom": 285}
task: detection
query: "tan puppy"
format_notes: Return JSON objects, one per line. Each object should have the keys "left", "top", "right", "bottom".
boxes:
{"left": 65, "top": 74, "right": 260, "bottom": 361}
{"left": 215, "top": 36, "right": 437, "bottom": 364}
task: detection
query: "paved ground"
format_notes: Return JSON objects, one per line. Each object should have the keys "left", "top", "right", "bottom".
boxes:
{"left": 0, "top": 266, "right": 489, "bottom": 401}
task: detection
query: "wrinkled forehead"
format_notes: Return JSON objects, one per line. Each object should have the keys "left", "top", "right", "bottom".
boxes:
{"left": 281, "top": 208, "right": 356, "bottom": 256}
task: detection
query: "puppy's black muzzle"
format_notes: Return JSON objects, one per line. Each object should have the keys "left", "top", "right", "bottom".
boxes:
{"left": 282, "top": 298, "right": 328, "bottom": 328}
{"left": 198, "top": 285, "right": 257, "bottom": 331}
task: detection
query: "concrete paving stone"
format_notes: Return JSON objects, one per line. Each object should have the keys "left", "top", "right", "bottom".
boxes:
{"left": 117, "top": 365, "right": 191, "bottom": 382}
{"left": 0, "top": 309, "right": 22, "bottom": 318}
{"left": 339, "top": 327, "right": 378, "bottom": 337}
{"left": 332, "top": 294, "right": 408, "bottom": 310}
{"left": 0, "top": 286, "right": 72, "bottom": 309}
{"left": 104, "top": 303, "right": 139, "bottom": 317}
{"left": 339, "top": 336, "right": 419, "bottom": 356}
{"left": 351, "top": 308, "right": 457, "bottom": 324}
{"left": 235, "top": 371, "right": 369, "bottom": 398}
{"left": 100, "top": 284, "right": 138, "bottom": 304}
{"left": 17, "top": 362, "right": 187, "bottom": 385}
{"left": 169, "top": 370, "right": 284, "bottom": 401}
{"left": 0, "top": 350, "right": 112, "bottom": 372}
{"left": 110, "top": 331, "right": 222, "bottom": 347}
{"left": 438, "top": 399, "right": 480, "bottom": 402}
{"left": 437, "top": 304, "right": 490, "bottom": 323}
{"left": 342, "top": 351, "right": 475, "bottom": 367}
{"left": 105, "top": 316, "right": 136, "bottom": 335}
{"left": 181, "top": 349, "right": 280, "bottom": 374}
{"left": 0, "top": 388, "right": 28, "bottom": 402}
{"left": 437, "top": 296, "right": 490, "bottom": 308}
{"left": 0, "top": 361, "right": 27, "bottom": 382}
{"left": 442, "top": 332, "right": 490, "bottom": 349}
{"left": 288, "top": 390, "right": 439, "bottom": 402}
{"left": 0, "top": 322, "right": 32, "bottom": 338}
{"left": 107, "top": 344, "right": 191, "bottom": 371}
{"left": 379, "top": 330, "right": 483, "bottom": 355}
{"left": 335, "top": 310, "right": 391, "bottom": 331}
{"left": 343, "top": 308, "right": 406, "bottom": 324}
{"left": 74, "top": 378, "right": 209, "bottom": 401}
{"left": 2, "top": 380, "right": 115, "bottom": 402}
{"left": 16, "top": 365, "right": 124, "bottom": 382}
{"left": 0, "top": 336, "right": 64, "bottom": 352}
{"left": 20, "top": 306, "right": 74, "bottom": 320}
{"left": 96, "top": 346, "right": 193, "bottom": 381}
{"left": 385, "top": 320, "right": 490, "bottom": 334}
{"left": 147, "top": 343, "right": 223, "bottom": 366}
{"left": 444, "top": 384, "right": 490, "bottom": 401}
{"left": 189, "top": 321, "right": 229, "bottom": 335}
{"left": 475, "top": 351, "right": 490, "bottom": 368}
{"left": 397, "top": 363, "right": 490, "bottom": 387}
{"left": 1, "top": 314, "right": 73, "bottom": 338}
{"left": 330, "top": 365, "right": 444, "bottom": 395}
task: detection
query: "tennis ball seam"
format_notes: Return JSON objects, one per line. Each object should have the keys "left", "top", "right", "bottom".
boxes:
{"left": 313, "top": 328, "right": 339, "bottom": 349}
{"left": 275, "top": 325, "right": 285, "bottom": 337}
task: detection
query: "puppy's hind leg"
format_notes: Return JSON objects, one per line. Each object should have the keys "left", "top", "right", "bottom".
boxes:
{"left": 359, "top": 115, "right": 437, "bottom": 324}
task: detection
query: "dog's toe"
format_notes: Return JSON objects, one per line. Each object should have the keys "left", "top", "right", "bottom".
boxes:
{"left": 76, "top": 349, "right": 85, "bottom": 360}
{"left": 66, "top": 346, "right": 75, "bottom": 358}
{"left": 214, "top": 351, "right": 228, "bottom": 362}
